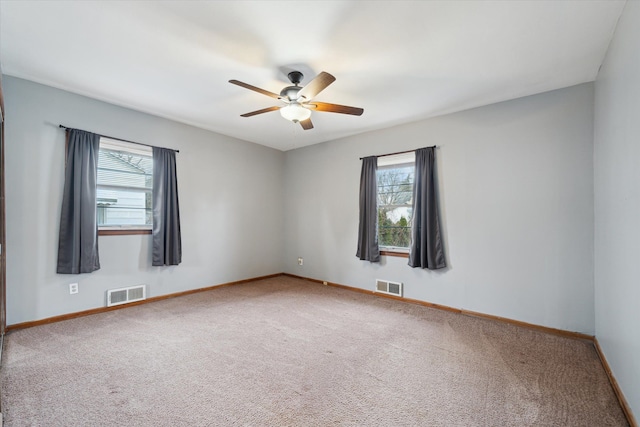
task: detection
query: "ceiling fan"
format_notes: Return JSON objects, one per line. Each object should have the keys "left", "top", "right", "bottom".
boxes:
{"left": 229, "top": 71, "right": 363, "bottom": 130}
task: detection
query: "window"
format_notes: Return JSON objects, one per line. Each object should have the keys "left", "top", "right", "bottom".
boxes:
{"left": 97, "top": 138, "right": 153, "bottom": 233}
{"left": 377, "top": 152, "right": 415, "bottom": 254}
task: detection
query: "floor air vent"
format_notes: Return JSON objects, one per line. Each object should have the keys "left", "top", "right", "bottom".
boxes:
{"left": 107, "top": 285, "right": 146, "bottom": 307}
{"left": 375, "top": 279, "right": 403, "bottom": 297}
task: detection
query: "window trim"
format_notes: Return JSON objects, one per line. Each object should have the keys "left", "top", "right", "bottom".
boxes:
{"left": 379, "top": 247, "right": 411, "bottom": 256}
{"left": 99, "top": 228, "right": 151, "bottom": 236}
{"left": 380, "top": 250, "right": 409, "bottom": 258}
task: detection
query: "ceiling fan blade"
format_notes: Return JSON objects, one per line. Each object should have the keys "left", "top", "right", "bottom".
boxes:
{"left": 300, "top": 118, "right": 314, "bottom": 130}
{"left": 240, "top": 106, "right": 281, "bottom": 117}
{"left": 306, "top": 102, "right": 364, "bottom": 116}
{"left": 297, "top": 72, "right": 336, "bottom": 101}
{"left": 229, "top": 80, "right": 281, "bottom": 99}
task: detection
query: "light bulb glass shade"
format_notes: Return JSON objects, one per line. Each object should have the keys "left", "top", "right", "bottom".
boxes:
{"left": 280, "top": 103, "right": 311, "bottom": 122}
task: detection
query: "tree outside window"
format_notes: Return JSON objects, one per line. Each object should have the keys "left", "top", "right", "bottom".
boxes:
{"left": 377, "top": 163, "right": 414, "bottom": 250}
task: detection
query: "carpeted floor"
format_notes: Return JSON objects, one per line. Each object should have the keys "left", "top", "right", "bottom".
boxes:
{"left": 0, "top": 276, "right": 628, "bottom": 426}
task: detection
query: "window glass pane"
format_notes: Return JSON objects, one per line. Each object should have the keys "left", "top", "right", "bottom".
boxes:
{"left": 377, "top": 164, "right": 414, "bottom": 249}
{"left": 97, "top": 139, "right": 152, "bottom": 227}
{"left": 97, "top": 188, "right": 152, "bottom": 226}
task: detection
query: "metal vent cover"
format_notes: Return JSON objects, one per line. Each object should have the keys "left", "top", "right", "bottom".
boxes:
{"left": 109, "top": 290, "right": 128, "bottom": 305}
{"left": 107, "top": 285, "right": 146, "bottom": 307}
{"left": 388, "top": 282, "right": 401, "bottom": 295}
{"left": 128, "top": 286, "right": 144, "bottom": 301}
{"left": 375, "top": 279, "right": 403, "bottom": 297}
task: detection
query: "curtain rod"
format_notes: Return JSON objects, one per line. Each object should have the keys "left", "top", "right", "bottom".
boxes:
{"left": 359, "top": 146, "right": 436, "bottom": 160}
{"left": 59, "top": 125, "right": 179, "bottom": 153}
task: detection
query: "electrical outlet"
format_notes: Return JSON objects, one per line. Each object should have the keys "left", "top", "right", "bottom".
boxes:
{"left": 297, "top": 257, "right": 303, "bottom": 266}
{"left": 69, "top": 283, "right": 78, "bottom": 294}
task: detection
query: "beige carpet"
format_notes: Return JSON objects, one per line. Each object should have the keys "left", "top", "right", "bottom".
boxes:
{"left": 1, "top": 276, "right": 628, "bottom": 426}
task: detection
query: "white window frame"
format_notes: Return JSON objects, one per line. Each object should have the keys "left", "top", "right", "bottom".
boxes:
{"left": 97, "top": 138, "right": 153, "bottom": 232}
{"left": 377, "top": 152, "right": 415, "bottom": 254}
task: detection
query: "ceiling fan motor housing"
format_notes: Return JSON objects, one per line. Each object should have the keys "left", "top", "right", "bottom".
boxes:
{"left": 280, "top": 85, "right": 302, "bottom": 100}
{"left": 280, "top": 71, "right": 305, "bottom": 100}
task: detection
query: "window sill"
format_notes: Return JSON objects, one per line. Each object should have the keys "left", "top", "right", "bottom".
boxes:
{"left": 380, "top": 250, "right": 409, "bottom": 258}
{"left": 99, "top": 229, "right": 152, "bottom": 236}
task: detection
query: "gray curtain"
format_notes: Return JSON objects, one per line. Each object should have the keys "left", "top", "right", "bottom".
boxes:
{"left": 408, "top": 147, "right": 446, "bottom": 269}
{"left": 356, "top": 156, "right": 380, "bottom": 262}
{"left": 56, "top": 129, "right": 101, "bottom": 274}
{"left": 152, "top": 147, "right": 182, "bottom": 266}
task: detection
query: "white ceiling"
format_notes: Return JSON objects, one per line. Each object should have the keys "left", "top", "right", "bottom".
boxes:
{"left": 0, "top": 1, "right": 626, "bottom": 151}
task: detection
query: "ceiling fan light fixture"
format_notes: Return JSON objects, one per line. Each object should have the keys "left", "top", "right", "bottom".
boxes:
{"left": 280, "top": 103, "right": 311, "bottom": 123}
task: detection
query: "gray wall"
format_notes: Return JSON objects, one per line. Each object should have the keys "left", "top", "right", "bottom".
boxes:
{"left": 284, "top": 83, "right": 595, "bottom": 334}
{"left": 4, "top": 76, "right": 597, "bottom": 337}
{"left": 594, "top": 1, "right": 640, "bottom": 419}
{"left": 4, "top": 76, "right": 285, "bottom": 325}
